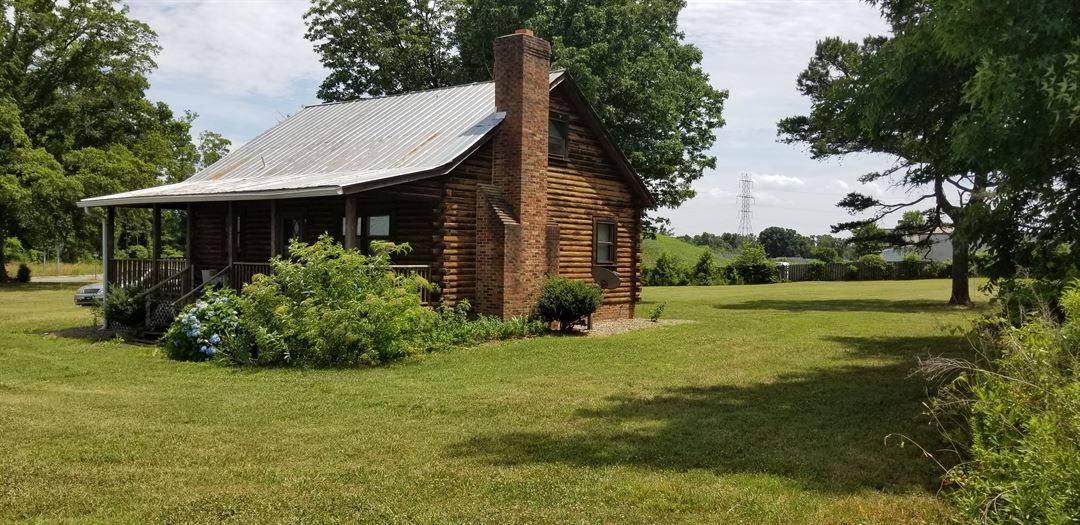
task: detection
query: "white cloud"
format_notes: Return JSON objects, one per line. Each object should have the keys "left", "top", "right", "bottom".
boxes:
{"left": 829, "top": 179, "right": 851, "bottom": 192}
{"left": 129, "top": 0, "right": 324, "bottom": 99}
{"left": 752, "top": 173, "right": 805, "bottom": 188}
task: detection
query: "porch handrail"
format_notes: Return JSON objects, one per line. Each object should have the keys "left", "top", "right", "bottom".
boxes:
{"left": 132, "top": 264, "right": 191, "bottom": 302}
{"left": 172, "top": 264, "right": 231, "bottom": 307}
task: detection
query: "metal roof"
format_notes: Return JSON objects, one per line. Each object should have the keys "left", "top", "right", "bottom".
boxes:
{"left": 79, "top": 71, "right": 567, "bottom": 207}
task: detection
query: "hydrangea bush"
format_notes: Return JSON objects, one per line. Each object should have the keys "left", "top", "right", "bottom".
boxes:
{"left": 163, "top": 288, "right": 240, "bottom": 361}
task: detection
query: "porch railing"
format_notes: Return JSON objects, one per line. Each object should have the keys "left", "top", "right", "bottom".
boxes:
{"left": 115, "top": 259, "right": 434, "bottom": 328}
{"left": 231, "top": 262, "right": 273, "bottom": 290}
{"left": 391, "top": 265, "right": 433, "bottom": 304}
{"left": 108, "top": 258, "right": 189, "bottom": 290}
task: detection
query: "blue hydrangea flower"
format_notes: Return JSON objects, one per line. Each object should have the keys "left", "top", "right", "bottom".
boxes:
{"left": 209, "top": 334, "right": 221, "bottom": 344}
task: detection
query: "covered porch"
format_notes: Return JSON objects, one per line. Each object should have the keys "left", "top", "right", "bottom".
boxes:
{"left": 102, "top": 189, "right": 440, "bottom": 328}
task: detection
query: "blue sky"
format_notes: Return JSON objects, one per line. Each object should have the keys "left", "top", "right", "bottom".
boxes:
{"left": 128, "top": 0, "right": 907, "bottom": 237}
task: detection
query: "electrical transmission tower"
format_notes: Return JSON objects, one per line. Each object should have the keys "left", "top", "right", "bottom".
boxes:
{"left": 737, "top": 173, "right": 755, "bottom": 239}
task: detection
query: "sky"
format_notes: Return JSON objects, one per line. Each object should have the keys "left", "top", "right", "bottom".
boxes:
{"left": 127, "top": 0, "right": 909, "bottom": 237}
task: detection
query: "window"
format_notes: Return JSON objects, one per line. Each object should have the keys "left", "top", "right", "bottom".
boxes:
{"left": 343, "top": 212, "right": 392, "bottom": 253}
{"left": 367, "top": 214, "right": 390, "bottom": 238}
{"left": 548, "top": 118, "right": 568, "bottom": 158}
{"left": 594, "top": 220, "right": 616, "bottom": 265}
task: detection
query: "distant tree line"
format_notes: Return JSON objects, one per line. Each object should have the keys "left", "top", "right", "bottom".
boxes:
{"left": 674, "top": 225, "right": 896, "bottom": 263}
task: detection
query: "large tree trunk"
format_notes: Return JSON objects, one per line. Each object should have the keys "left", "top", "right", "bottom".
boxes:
{"left": 949, "top": 237, "right": 971, "bottom": 306}
{"left": 0, "top": 243, "right": 7, "bottom": 281}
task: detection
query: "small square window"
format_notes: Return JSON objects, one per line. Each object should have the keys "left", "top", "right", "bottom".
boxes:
{"left": 367, "top": 215, "right": 390, "bottom": 237}
{"left": 549, "top": 119, "right": 568, "bottom": 158}
{"left": 594, "top": 220, "right": 616, "bottom": 265}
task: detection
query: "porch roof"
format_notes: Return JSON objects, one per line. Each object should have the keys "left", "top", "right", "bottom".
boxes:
{"left": 79, "top": 72, "right": 565, "bottom": 208}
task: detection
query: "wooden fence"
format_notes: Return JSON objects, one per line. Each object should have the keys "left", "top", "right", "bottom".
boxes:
{"left": 779, "top": 260, "right": 949, "bottom": 282}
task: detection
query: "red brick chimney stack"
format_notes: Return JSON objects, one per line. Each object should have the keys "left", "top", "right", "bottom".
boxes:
{"left": 479, "top": 28, "right": 550, "bottom": 318}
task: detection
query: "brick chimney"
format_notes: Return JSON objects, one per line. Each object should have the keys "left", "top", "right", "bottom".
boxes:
{"left": 475, "top": 29, "right": 551, "bottom": 318}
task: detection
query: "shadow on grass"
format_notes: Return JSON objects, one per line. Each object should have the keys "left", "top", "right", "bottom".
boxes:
{"left": 449, "top": 335, "right": 969, "bottom": 494}
{"left": 714, "top": 298, "right": 960, "bottom": 313}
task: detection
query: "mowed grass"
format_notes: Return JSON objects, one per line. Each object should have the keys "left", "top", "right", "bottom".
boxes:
{"left": 0, "top": 280, "right": 986, "bottom": 524}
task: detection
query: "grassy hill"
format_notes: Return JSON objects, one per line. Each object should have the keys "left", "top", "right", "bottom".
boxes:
{"left": 642, "top": 234, "right": 729, "bottom": 266}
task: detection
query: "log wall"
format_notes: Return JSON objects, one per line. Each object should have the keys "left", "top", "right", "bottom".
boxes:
{"left": 546, "top": 86, "right": 642, "bottom": 319}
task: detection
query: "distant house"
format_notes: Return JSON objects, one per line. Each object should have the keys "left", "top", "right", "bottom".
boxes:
{"left": 880, "top": 228, "right": 954, "bottom": 262}
{"left": 79, "top": 29, "right": 653, "bottom": 327}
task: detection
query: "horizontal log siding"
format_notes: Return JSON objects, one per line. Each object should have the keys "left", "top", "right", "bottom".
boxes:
{"left": 435, "top": 142, "right": 492, "bottom": 306}
{"left": 548, "top": 87, "right": 640, "bottom": 319}
{"left": 234, "top": 201, "right": 271, "bottom": 263}
{"left": 190, "top": 202, "right": 228, "bottom": 272}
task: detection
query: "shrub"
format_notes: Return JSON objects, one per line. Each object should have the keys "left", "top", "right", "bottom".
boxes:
{"left": 989, "top": 278, "right": 1067, "bottom": 326}
{"left": 806, "top": 259, "right": 827, "bottom": 281}
{"left": 535, "top": 276, "right": 603, "bottom": 331}
{"left": 124, "top": 245, "right": 150, "bottom": 259}
{"left": 845, "top": 264, "right": 860, "bottom": 281}
{"left": 728, "top": 243, "right": 779, "bottom": 284}
{"left": 15, "top": 263, "right": 30, "bottom": 283}
{"left": 419, "top": 300, "right": 545, "bottom": 352}
{"left": 642, "top": 252, "right": 689, "bottom": 286}
{"left": 221, "top": 236, "right": 434, "bottom": 367}
{"left": 921, "top": 280, "right": 1080, "bottom": 523}
{"left": 5, "top": 237, "right": 28, "bottom": 262}
{"left": 649, "top": 302, "right": 666, "bottom": 322}
{"left": 924, "top": 260, "right": 950, "bottom": 279}
{"left": 162, "top": 236, "right": 543, "bottom": 367}
{"left": 858, "top": 254, "right": 892, "bottom": 280}
{"left": 163, "top": 288, "right": 240, "bottom": 361}
{"left": 103, "top": 286, "right": 146, "bottom": 328}
{"left": 690, "top": 251, "right": 722, "bottom": 285}
{"left": 897, "top": 252, "right": 924, "bottom": 280}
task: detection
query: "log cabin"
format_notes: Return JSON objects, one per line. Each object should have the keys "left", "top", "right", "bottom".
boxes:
{"left": 78, "top": 29, "right": 654, "bottom": 328}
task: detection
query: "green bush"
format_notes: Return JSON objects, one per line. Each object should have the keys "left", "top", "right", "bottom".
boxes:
{"left": 989, "top": 278, "right": 1067, "bottom": 326}
{"left": 806, "top": 259, "right": 827, "bottom": 280}
{"left": 104, "top": 286, "right": 145, "bottom": 328}
{"left": 898, "top": 252, "right": 924, "bottom": 280}
{"left": 15, "top": 263, "right": 30, "bottom": 283}
{"left": 923, "top": 280, "right": 1080, "bottom": 523}
{"left": 858, "top": 254, "right": 892, "bottom": 280}
{"left": 163, "top": 288, "right": 239, "bottom": 361}
{"left": 221, "top": 236, "right": 435, "bottom": 367}
{"left": 166, "top": 235, "right": 541, "bottom": 368}
{"left": 124, "top": 245, "right": 150, "bottom": 259}
{"left": 690, "top": 251, "right": 723, "bottom": 285}
{"left": 642, "top": 252, "right": 690, "bottom": 286}
{"left": 845, "top": 264, "right": 860, "bottom": 281}
{"left": 728, "top": 243, "right": 779, "bottom": 284}
{"left": 5, "top": 237, "right": 28, "bottom": 262}
{"left": 535, "top": 276, "right": 603, "bottom": 331}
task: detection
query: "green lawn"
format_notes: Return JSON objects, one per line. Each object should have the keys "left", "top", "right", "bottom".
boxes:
{"left": 0, "top": 280, "right": 985, "bottom": 523}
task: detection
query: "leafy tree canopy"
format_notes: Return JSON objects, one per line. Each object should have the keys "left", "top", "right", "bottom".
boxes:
{"left": 0, "top": 0, "right": 230, "bottom": 274}
{"left": 304, "top": 0, "right": 727, "bottom": 210}
{"left": 757, "top": 226, "right": 812, "bottom": 258}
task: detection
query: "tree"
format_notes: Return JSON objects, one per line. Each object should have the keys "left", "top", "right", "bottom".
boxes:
{"left": 925, "top": 0, "right": 1080, "bottom": 280}
{"left": 778, "top": 8, "right": 987, "bottom": 305}
{"left": 848, "top": 223, "right": 890, "bottom": 258}
{"left": 304, "top": 0, "right": 728, "bottom": 211}
{"left": 197, "top": 131, "right": 231, "bottom": 170}
{"left": 757, "top": 226, "right": 811, "bottom": 258}
{"left": 0, "top": 0, "right": 226, "bottom": 265}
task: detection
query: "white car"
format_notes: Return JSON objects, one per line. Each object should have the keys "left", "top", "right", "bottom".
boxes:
{"left": 75, "top": 282, "right": 105, "bottom": 306}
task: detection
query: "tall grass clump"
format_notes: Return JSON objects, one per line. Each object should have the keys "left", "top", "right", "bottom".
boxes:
{"left": 919, "top": 280, "right": 1080, "bottom": 523}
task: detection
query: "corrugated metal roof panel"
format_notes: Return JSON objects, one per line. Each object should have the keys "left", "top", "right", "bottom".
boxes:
{"left": 79, "top": 73, "right": 571, "bottom": 207}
